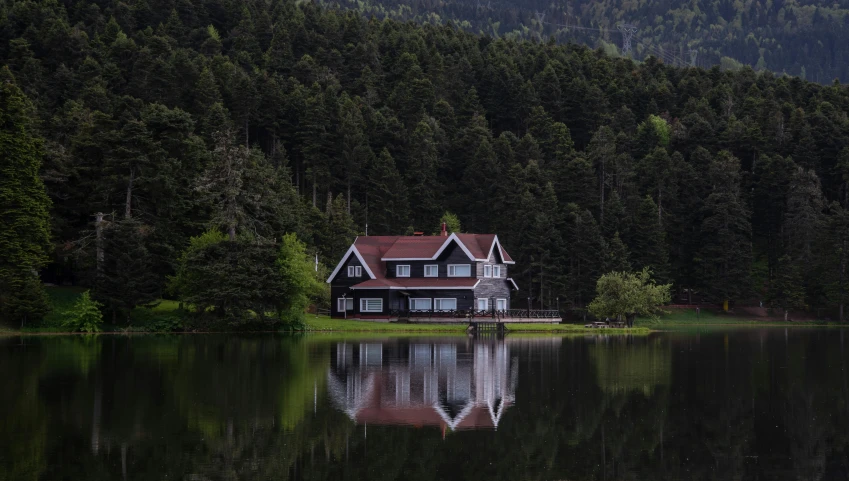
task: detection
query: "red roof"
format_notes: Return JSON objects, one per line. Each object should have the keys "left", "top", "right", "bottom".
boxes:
{"left": 350, "top": 278, "right": 480, "bottom": 289}
{"left": 328, "top": 233, "right": 515, "bottom": 284}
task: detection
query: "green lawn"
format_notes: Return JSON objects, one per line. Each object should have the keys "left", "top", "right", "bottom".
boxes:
{"left": 647, "top": 308, "right": 837, "bottom": 328}
{"left": 303, "top": 315, "right": 651, "bottom": 334}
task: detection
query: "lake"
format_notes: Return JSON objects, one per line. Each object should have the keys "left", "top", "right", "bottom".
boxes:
{"left": 1, "top": 330, "right": 848, "bottom": 480}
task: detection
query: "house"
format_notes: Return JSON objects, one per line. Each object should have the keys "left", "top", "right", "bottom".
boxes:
{"left": 327, "top": 225, "right": 519, "bottom": 319}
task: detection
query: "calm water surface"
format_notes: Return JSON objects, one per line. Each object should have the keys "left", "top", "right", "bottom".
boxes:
{"left": 2, "top": 330, "right": 849, "bottom": 480}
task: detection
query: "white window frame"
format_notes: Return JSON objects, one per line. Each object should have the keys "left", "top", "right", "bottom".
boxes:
{"left": 360, "top": 298, "right": 383, "bottom": 312}
{"left": 496, "top": 298, "right": 507, "bottom": 311}
{"left": 447, "top": 264, "right": 471, "bottom": 277}
{"left": 409, "top": 298, "right": 432, "bottom": 311}
{"left": 396, "top": 265, "right": 411, "bottom": 277}
{"left": 483, "top": 265, "right": 492, "bottom": 278}
{"left": 337, "top": 298, "right": 354, "bottom": 311}
{"left": 493, "top": 265, "right": 501, "bottom": 278}
{"left": 424, "top": 265, "right": 438, "bottom": 277}
{"left": 347, "top": 266, "right": 362, "bottom": 277}
{"left": 434, "top": 298, "right": 457, "bottom": 311}
{"left": 477, "top": 298, "right": 489, "bottom": 310}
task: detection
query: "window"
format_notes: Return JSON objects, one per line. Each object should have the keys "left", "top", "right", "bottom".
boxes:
{"left": 396, "top": 265, "right": 410, "bottom": 277}
{"left": 360, "top": 298, "right": 383, "bottom": 312}
{"left": 337, "top": 298, "right": 354, "bottom": 311}
{"left": 493, "top": 265, "right": 502, "bottom": 277}
{"left": 483, "top": 265, "right": 492, "bottom": 278}
{"left": 424, "top": 265, "right": 438, "bottom": 277}
{"left": 447, "top": 264, "right": 471, "bottom": 277}
{"left": 477, "top": 298, "right": 489, "bottom": 310}
{"left": 410, "top": 298, "right": 432, "bottom": 310}
{"left": 347, "top": 266, "right": 362, "bottom": 277}
{"left": 496, "top": 299, "right": 507, "bottom": 311}
{"left": 434, "top": 298, "right": 457, "bottom": 310}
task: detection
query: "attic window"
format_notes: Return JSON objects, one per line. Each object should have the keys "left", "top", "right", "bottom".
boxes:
{"left": 397, "top": 265, "right": 410, "bottom": 277}
{"left": 348, "top": 266, "right": 362, "bottom": 277}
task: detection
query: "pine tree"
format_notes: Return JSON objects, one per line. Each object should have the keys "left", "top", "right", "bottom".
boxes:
{"left": 405, "top": 120, "right": 441, "bottom": 231}
{"left": 698, "top": 151, "right": 752, "bottom": 303}
{"left": 367, "top": 149, "right": 409, "bottom": 235}
{"left": 461, "top": 137, "right": 500, "bottom": 233}
{"left": 604, "top": 232, "right": 631, "bottom": 273}
{"left": 96, "top": 218, "right": 160, "bottom": 323}
{"left": 632, "top": 195, "right": 671, "bottom": 283}
{"left": 0, "top": 69, "right": 52, "bottom": 325}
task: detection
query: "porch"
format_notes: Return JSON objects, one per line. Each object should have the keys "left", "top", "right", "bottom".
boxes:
{"left": 373, "top": 308, "right": 563, "bottom": 324}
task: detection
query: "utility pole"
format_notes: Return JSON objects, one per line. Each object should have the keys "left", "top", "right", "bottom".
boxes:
{"left": 617, "top": 24, "right": 637, "bottom": 55}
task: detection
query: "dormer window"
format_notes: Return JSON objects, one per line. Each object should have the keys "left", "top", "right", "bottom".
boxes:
{"left": 347, "top": 266, "right": 362, "bottom": 277}
{"left": 448, "top": 264, "right": 471, "bottom": 277}
{"left": 483, "top": 265, "right": 492, "bottom": 278}
{"left": 397, "top": 265, "right": 410, "bottom": 277}
{"left": 493, "top": 266, "right": 501, "bottom": 277}
{"left": 424, "top": 265, "right": 438, "bottom": 277}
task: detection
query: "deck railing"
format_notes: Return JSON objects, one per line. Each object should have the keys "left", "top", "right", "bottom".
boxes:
{"left": 387, "top": 308, "right": 561, "bottom": 320}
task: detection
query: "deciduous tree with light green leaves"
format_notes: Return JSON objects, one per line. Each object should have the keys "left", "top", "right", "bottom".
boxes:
{"left": 588, "top": 269, "right": 671, "bottom": 327}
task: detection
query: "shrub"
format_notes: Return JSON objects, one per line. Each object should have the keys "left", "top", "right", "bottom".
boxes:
{"left": 63, "top": 290, "right": 104, "bottom": 333}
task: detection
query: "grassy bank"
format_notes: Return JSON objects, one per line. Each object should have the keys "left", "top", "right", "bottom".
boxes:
{"left": 9, "top": 288, "right": 828, "bottom": 335}
{"left": 647, "top": 308, "right": 841, "bottom": 328}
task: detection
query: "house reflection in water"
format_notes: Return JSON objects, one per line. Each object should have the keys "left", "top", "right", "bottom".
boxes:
{"left": 328, "top": 340, "right": 527, "bottom": 431}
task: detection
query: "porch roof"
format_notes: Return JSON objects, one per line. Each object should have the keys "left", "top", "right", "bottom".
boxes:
{"left": 349, "top": 278, "right": 480, "bottom": 290}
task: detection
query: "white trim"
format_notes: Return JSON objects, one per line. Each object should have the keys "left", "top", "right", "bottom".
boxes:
{"left": 448, "top": 264, "right": 472, "bottom": 277}
{"left": 350, "top": 281, "right": 480, "bottom": 290}
{"left": 360, "top": 298, "right": 383, "bottom": 312}
{"left": 483, "top": 265, "right": 492, "bottom": 278}
{"left": 434, "top": 298, "right": 458, "bottom": 310}
{"left": 492, "top": 265, "right": 501, "bottom": 278}
{"left": 409, "top": 298, "right": 432, "bottom": 310}
{"left": 326, "top": 242, "right": 376, "bottom": 283}
{"left": 396, "top": 265, "right": 411, "bottom": 277}
{"left": 506, "top": 278, "right": 519, "bottom": 290}
{"left": 486, "top": 235, "right": 516, "bottom": 264}
{"left": 424, "top": 264, "right": 438, "bottom": 277}
{"left": 496, "top": 298, "right": 507, "bottom": 310}
{"left": 337, "top": 298, "right": 354, "bottom": 311}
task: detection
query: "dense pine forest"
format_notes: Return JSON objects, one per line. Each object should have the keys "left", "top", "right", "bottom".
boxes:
{"left": 2, "top": 0, "right": 849, "bottom": 326}
{"left": 330, "top": 0, "right": 849, "bottom": 83}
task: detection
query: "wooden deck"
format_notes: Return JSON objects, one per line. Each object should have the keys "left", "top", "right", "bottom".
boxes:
{"left": 349, "top": 309, "right": 563, "bottom": 324}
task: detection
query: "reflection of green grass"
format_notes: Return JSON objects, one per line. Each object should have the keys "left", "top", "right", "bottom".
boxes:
{"left": 506, "top": 323, "right": 651, "bottom": 334}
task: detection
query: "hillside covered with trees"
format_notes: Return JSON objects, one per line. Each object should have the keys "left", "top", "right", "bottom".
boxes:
{"left": 2, "top": 0, "right": 849, "bottom": 325}
{"left": 329, "top": 0, "right": 849, "bottom": 83}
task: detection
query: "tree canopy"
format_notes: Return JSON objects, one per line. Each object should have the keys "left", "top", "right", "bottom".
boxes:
{"left": 588, "top": 269, "right": 672, "bottom": 324}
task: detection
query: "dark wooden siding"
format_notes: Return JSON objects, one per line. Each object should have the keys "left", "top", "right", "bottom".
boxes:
{"left": 329, "top": 253, "right": 367, "bottom": 286}
{"left": 385, "top": 241, "right": 476, "bottom": 279}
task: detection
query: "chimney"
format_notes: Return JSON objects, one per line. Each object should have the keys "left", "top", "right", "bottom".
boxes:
{"left": 441, "top": 222, "right": 447, "bottom": 237}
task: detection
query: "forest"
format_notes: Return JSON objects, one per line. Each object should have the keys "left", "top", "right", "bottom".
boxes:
{"left": 2, "top": 0, "right": 849, "bottom": 326}
{"left": 326, "top": 0, "right": 849, "bottom": 83}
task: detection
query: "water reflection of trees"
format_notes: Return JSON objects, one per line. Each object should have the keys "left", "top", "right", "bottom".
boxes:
{"left": 2, "top": 331, "right": 849, "bottom": 480}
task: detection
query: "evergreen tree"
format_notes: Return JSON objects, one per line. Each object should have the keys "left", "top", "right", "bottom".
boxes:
{"left": 604, "top": 232, "right": 631, "bottom": 273}
{"left": 96, "top": 218, "right": 160, "bottom": 323}
{"left": 632, "top": 196, "right": 671, "bottom": 283}
{"left": 698, "top": 151, "right": 752, "bottom": 303}
{"left": 0, "top": 69, "right": 52, "bottom": 325}
{"left": 405, "top": 120, "right": 441, "bottom": 231}
{"left": 366, "top": 149, "right": 408, "bottom": 235}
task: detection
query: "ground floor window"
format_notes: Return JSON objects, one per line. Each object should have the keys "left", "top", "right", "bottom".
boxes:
{"left": 477, "top": 298, "right": 489, "bottom": 310}
{"left": 496, "top": 299, "right": 507, "bottom": 310}
{"left": 337, "top": 298, "right": 354, "bottom": 311}
{"left": 434, "top": 298, "right": 457, "bottom": 311}
{"left": 360, "top": 298, "right": 383, "bottom": 312}
{"left": 409, "top": 298, "right": 432, "bottom": 310}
